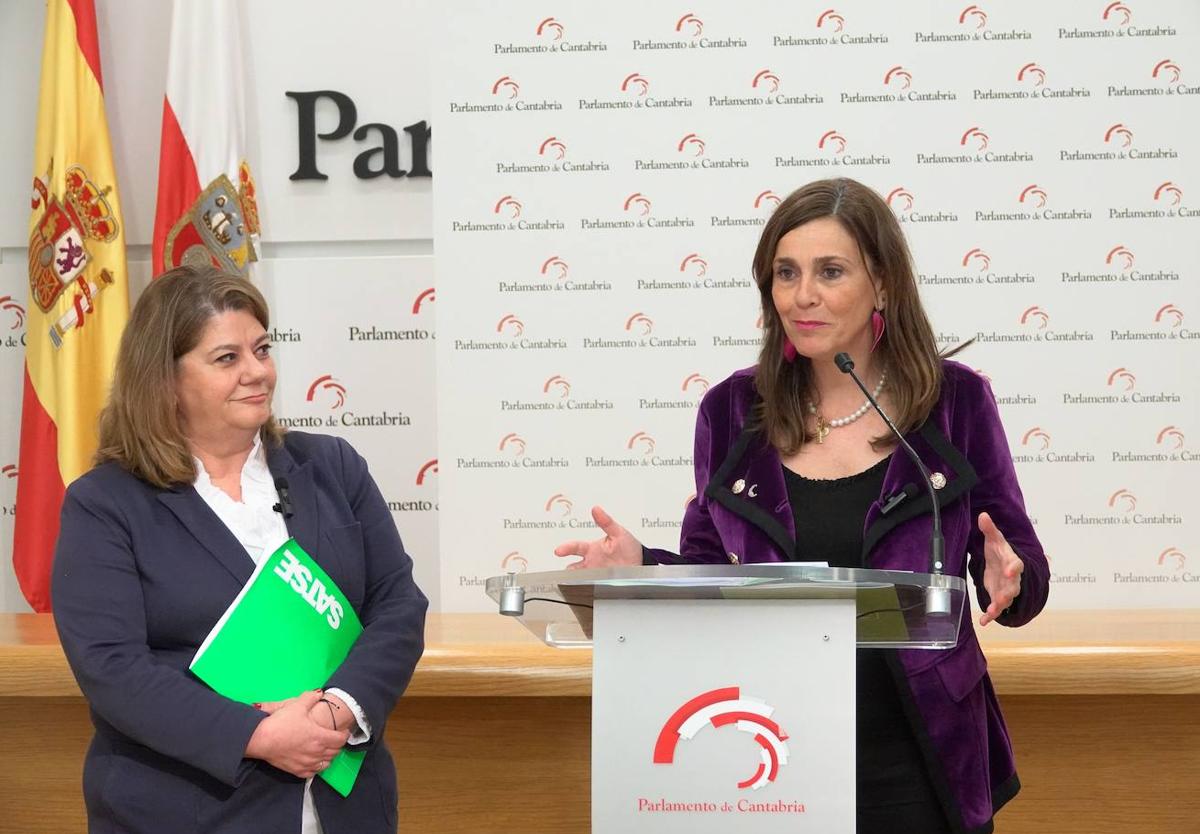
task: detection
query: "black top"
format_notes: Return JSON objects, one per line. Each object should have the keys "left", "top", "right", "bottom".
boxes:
{"left": 784, "top": 458, "right": 948, "bottom": 828}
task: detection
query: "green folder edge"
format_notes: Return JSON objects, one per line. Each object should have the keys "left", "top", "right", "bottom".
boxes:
{"left": 190, "top": 539, "right": 366, "bottom": 797}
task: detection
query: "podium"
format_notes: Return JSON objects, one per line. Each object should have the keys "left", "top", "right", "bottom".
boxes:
{"left": 486, "top": 564, "right": 966, "bottom": 833}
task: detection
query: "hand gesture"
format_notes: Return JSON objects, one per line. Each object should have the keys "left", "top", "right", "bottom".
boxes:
{"left": 245, "top": 689, "right": 349, "bottom": 778}
{"left": 553, "top": 505, "right": 642, "bottom": 570}
{"left": 977, "top": 512, "right": 1024, "bottom": 627}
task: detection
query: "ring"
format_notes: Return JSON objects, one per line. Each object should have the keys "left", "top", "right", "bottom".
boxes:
{"left": 318, "top": 760, "right": 328, "bottom": 770}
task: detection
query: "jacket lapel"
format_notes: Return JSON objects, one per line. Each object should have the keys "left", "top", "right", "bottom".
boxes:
{"left": 861, "top": 422, "right": 979, "bottom": 561}
{"left": 704, "top": 427, "right": 796, "bottom": 559}
{"left": 265, "top": 440, "right": 322, "bottom": 564}
{"left": 157, "top": 489, "right": 255, "bottom": 587}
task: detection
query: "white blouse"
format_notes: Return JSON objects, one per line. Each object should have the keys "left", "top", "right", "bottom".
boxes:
{"left": 193, "top": 434, "right": 371, "bottom": 834}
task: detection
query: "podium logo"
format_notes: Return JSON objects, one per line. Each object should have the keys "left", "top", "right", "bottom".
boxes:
{"left": 501, "top": 551, "right": 528, "bottom": 572}
{"left": 1152, "top": 59, "right": 1181, "bottom": 84}
{"left": 960, "top": 125, "right": 989, "bottom": 150}
{"left": 959, "top": 4, "right": 988, "bottom": 29}
{"left": 306, "top": 375, "right": 347, "bottom": 410}
{"left": 545, "top": 493, "right": 573, "bottom": 516}
{"left": 752, "top": 69, "right": 781, "bottom": 93}
{"left": 416, "top": 459, "right": 438, "bottom": 486}
{"left": 494, "top": 195, "right": 523, "bottom": 218}
{"left": 1156, "top": 426, "right": 1184, "bottom": 450}
{"left": 628, "top": 431, "right": 656, "bottom": 455}
{"left": 622, "top": 72, "right": 650, "bottom": 96}
{"left": 680, "top": 253, "right": 708, "bottom": 277}
{"left": 411, "top": 287, "right": 435, "bottom": 314}
{"left": 538, "top": 136, "right": 567, "bottom": 160}
{"left": 0, "top": 296, "right": 25, "bottom": 330}
{"left": 492, "top": 76, "right": 520, "bottom": 99}
{"left": 1154, "top": 181, "right": 1182, "bottom": 206}
{"left": 1158, "top": 547, "right": 1185, "bottom": 570}
{"left": 1155, "top": 303, "right": 1183, "bottom": 327}
{"left": 884, "top": 66, "right": 912, "bottom": 90}
{"left": 675, "top": 13, "right": 704, "bottom": 37}
{"left": 535, "top": 16, "right": 564, "bottom": 41}
{"left": 1107, "top": 367, "right": 1136, "bottom": 391}
{"left": 541, "top": 255, "right": 569, "bottom": 279}
{"left": 500, "top": 432, "right": 527, "bottom": 457}
{"left": 1104, "top": 123, "right": 1134, "bottom": 148}
{"left": 1106, "top": 245, "right": 1135, "bottom": 271}
{"left": 817, "top": 9, "right": 845, "bottom": 31}
{"left": 678, "top": 133, "right": 706, "bottom": 156}
{"left": 1103, "top": 2, "right": 1132, "bottom": 26}
{"left": 497, "top": 314, "right": 525, "bottom": 337}
{"left": 624, "top": 192, "right": 652, "bottom": 216}
{"left": 1019, "top": 184, "right": 1048, "bottom": 208}
{"left": 625, "top": 312, "right": 654, "bottom": 335}
{"left": 818, "top": 130, "right": 846, "bottom": 155}
{"left": 1020, "top": 305, "right": 1049, "bottom": 330}
{"left": 962, "top": 247, "right": 991, "bottom": 271}
{"left": 1022, "top": 427, "right": 1051, "bottom": 450}
{"left": 1108, "top": 488, "right": 1137, "bottom": 512}
{"left": 653, "top": 687, "right": 790, "bottom": 791}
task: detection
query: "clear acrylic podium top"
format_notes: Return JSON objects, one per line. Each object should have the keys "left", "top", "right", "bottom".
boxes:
{"left": 486, "top": 564, "right": 967, "bottom": 650}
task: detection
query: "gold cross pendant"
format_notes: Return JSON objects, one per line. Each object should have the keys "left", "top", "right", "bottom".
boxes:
{"left": 815, "top": 416, "right": 830, "bottom": 444}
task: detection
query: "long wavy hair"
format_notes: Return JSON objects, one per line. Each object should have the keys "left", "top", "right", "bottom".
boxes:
{"left": 95, "top": 265, "right": 284, "bottom": 487}
{"left": 752, "top": 178, "right": 943, "bottom": 455}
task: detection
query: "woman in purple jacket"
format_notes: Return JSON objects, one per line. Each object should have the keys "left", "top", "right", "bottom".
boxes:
{"left": 556, "top": 178, "right": 1050, "bottom": 834}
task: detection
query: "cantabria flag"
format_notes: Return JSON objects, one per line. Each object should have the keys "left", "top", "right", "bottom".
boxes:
{"left": 16, "top": 0, "right": 130, "bottom": 611}
{"left": 153, "top": 0, "right": 261, "bottom": 277}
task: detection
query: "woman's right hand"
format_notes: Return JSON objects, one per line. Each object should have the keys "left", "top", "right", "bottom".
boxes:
{"left": 245, "top": 689, "right": 349, "bottom": 779}
{"left": 553, "top": 505, "right": 643, "bottom": 569}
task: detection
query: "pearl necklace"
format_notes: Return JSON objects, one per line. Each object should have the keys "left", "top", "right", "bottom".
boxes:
{"left": 806, "top": 369, "right": 887, "bottom": 444}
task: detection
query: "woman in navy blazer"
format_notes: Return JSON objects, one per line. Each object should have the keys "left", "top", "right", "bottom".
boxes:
{"left": 557, "top": 178, "right": 1049, "bottom": 834}
{"left": 52, "top": 266, "right": 427, "bottom": 834}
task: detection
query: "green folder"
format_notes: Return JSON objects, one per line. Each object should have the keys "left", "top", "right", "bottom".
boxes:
{"left": 190, "top": 538, "right": 365, "bottom": 796}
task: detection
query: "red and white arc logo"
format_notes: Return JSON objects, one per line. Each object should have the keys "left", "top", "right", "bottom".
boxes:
{"left": 0, "top": 295, "right": 25, "bottom": 330}
{"left": 653, "top": 687, "right": 790, "bottom": 791}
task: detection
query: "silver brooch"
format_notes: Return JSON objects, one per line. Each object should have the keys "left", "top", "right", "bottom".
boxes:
{"left": 930, "top": 472, "right": 947, "bottom": 490}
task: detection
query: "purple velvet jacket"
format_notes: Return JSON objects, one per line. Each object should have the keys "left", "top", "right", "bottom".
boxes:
{"left": 645, "top": 360, "right": 1049, "bottom": 834}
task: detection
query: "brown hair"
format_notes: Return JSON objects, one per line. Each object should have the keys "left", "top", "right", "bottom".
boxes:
{"left": 95, "top": 265, "right": 284, "bottom": 487}
{"left": 752, "top": 178, "right": 943, "bottom": 455}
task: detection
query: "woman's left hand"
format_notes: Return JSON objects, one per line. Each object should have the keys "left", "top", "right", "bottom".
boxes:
{"left": 977, "top": 511, "right": 1024, "bottom": 627}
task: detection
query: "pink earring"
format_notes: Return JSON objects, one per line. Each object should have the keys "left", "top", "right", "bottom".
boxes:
{"left": 782, "top": 340, "right": 797, "bottom": 362}
{"left": 871, "top": 309, "right": 886, "bottom": 352}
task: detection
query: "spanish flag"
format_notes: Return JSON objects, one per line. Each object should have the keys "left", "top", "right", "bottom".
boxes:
{"left": 15, "top": 0, "right": 129, "bottom": 611}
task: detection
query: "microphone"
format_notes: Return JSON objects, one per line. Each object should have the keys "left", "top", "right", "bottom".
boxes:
{"left": 834, "top": 352, "right": 950, "bottom": 617}
{"left": 273, "top": 477, "right": 294, "bottom": 519}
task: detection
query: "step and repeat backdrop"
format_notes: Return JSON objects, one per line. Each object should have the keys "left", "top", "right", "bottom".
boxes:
{"left": 1, "top": 1, "right": 1197, "bottom": 615}
{"left": 434, "top": 0, "right": 1200, "bottom": 610}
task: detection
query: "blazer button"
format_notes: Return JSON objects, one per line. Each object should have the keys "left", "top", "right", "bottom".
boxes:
{"left": 728, "top": 552, "right": 740, "bottom": 565}
{"left": 732, "top": 478, "right": 746, "bottom": 494}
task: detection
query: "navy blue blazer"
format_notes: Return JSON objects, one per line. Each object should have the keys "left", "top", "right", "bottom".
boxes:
{"left": 52, "top": 431, "right": 428, "bottom": 834}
